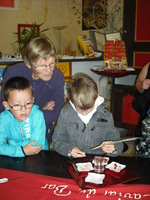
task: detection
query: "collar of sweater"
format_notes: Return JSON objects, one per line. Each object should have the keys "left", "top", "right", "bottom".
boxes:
{"left": 70, "top": 96, "right": 104, "bottom": 124}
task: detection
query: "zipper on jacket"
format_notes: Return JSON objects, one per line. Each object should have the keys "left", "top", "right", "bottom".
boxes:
{"left": 20, "top": 122, "right": 25, "bottom": 140}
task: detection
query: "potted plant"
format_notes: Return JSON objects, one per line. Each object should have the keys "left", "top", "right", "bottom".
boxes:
{"left": 13, "top": 22, "right": 49, "bottom": 55}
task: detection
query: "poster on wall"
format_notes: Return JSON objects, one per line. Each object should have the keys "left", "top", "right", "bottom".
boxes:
{"left": 133, "top": 0, "right": 150, "bottom": 67}
{"left": 82, "top": 0, "right": 107, "bottom": 30}
{"left": 135, "top": 0, "right": 150, "bottom": 41}
{"left": 0, "top": 0, "right": 17, "bottom": 10}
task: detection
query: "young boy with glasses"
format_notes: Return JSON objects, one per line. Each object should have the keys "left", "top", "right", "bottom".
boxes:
{"left": 52, "top": 74, "right": 124, "bottom": 158}
{"left": 0, "top": 76, "right": 49, "bottom": 157}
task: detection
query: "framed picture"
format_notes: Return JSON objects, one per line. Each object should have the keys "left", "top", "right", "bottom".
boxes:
{"left": 105, "top": 32, "right": 122, "bottom": 41}
{"left": 0, "top": 0, "right": 17, "bottom": 10}
{"left": 89, "top": 31, "right": 105, "bottom": 52}
{"left": 56, "top": 62, "right": 72, "bottom": 81}
{"left": 17, "top": 24, "right": 40, "bottom": 43}
{"left": 82, "top": 0, "right": 107, "bottom": 30}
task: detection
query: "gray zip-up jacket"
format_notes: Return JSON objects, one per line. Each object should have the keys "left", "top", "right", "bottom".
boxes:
{"left": 52, "top": 102, "right": 123, "bottom": 157}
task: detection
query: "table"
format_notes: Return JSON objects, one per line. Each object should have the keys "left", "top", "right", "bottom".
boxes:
{"left": 90, "top": 68, "right": 142, "bottom": 132}
{"left": 90, "top": 69, "right": 138, "bottom": 78}
{"left": 0, "top": 150, "right": 150, "bottom": 184}
{"left": 0, "top": 151, "right": 150, "bottom": 200}
{"left": 90, "top": 69, "right": 139, "bottom": 114}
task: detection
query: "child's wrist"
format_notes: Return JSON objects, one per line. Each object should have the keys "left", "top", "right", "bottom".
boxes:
{"left": 21, "top": 146, "right": 26, "bottom": 156}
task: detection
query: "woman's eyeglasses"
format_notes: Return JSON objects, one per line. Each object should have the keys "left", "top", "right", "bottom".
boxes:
{"left": 31, "top": 60, "right": 58, "bottom": 70}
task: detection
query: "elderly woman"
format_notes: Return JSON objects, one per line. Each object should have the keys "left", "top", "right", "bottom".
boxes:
{"left": 0, "top": 37, "right": 65, "bottom": 144}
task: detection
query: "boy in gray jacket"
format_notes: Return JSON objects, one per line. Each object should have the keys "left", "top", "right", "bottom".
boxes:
{"left": 52, "top": 73, "right": 123, "bottom": 158}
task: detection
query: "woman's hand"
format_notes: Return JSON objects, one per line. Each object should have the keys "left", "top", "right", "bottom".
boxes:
{"left": 142, "top": 79, "right": 150, "bottom": 90}
{"left": 70, "top": 147, "right": 86, "bottom": 158}
{"left": 135, "top": 62, "right": 150, "bottom": 93}
{"left": 42, "top": 101, "right": 55, "bottom": 111}
{"left": 100, "top": 141, "right": 115, "bottom": 154}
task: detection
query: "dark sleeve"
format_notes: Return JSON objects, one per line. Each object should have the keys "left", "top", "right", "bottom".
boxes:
{"left": 42, "top": 73, "right": 65, "bottom": 124}
{"left": 52, "top": 107, "right": 73, "bottom": 156}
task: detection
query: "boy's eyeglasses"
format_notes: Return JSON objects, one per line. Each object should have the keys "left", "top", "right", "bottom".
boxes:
{"left": 31, "top": 60, "right": 58, "bottom": 70}
{"left": 8, "top": 100, "right": 34, "bottom": 111}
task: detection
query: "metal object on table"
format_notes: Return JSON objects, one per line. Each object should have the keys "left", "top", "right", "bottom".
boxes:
{"left": 90, "top": 137, "right": 142, "bottom": 150}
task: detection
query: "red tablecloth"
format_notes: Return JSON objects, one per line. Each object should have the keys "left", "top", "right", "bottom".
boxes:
{"left": 0, "top": 168, "right": 150, "bottom": 200}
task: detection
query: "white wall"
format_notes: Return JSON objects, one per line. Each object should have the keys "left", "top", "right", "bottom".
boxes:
{"left": 115, "top": 75, "right": 137, "bottom": 86}
{"left": 72, "top": 61, "right": 103, "bottom": 91}
{"left": 65, "top": 61, "right": 137, "bottom": 98}
{"left": 64, "top": 60, "right": 103, "bottom": 97}
{"left": 0, "top": 0, "right": 123, "bottom": 55}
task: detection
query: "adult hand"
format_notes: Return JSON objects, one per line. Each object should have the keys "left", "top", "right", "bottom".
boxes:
{"left": 135, "top": 62, "right": 150, "bottom": 93}
{"left": 100, "top": 141, "right": 115, "bottom": 154}
{"left": 142, "top": 79, "right": 150, "bottom": 90}
{"left": 23, "top": 141, "right": 42, "bottom": 156}
{"left": 70, "top": 147, "right": 86, "bottom": 158}
{"left": 42, "top": 101, "right": 55, "bottom": 111}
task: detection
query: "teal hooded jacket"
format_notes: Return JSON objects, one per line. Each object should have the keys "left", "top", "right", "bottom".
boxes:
{"left": 0, "top": 105, "right": 48, "bottom": 157}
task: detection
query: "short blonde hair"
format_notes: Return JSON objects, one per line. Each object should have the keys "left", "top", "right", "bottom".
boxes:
{"left": 67, "top": 73, "right": 98, "bottom": 110}
{"left": 23, "top": 36, "right": 56, "bottom": 66}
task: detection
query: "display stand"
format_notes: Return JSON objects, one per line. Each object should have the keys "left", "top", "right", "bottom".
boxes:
{"left": 91, "top": 69, "right": 138, "bottom": 114}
